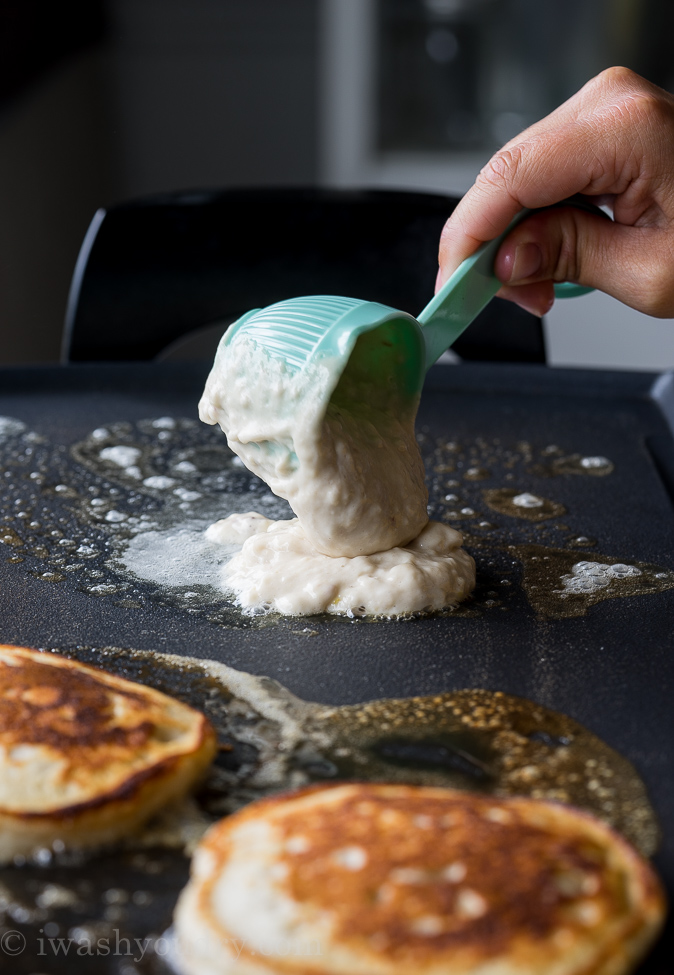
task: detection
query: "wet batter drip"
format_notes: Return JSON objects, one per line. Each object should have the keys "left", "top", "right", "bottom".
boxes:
{"left": 198, "top": 335, "right": 476, "bottom": 616}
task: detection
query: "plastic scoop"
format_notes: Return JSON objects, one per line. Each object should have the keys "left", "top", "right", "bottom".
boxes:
{"left": 220, "top": 199, "right": 603, "bottom": 401}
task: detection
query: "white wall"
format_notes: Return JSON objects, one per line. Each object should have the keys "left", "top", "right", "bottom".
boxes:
{"left": 545, "top": 291, "right": 674, "bottom": 372}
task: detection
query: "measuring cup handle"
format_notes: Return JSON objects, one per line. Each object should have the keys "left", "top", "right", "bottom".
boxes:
{"left": 547, "top": 196, "right": 609, "bottom": 297}
{"left": 417, "top": 196, "right": 609, "bottom": 369}
{"left": 508, "top": 195, "right": 609, "bottom": 296}
{"left": 554, "top": 282, "right": 595, "bottom": 298}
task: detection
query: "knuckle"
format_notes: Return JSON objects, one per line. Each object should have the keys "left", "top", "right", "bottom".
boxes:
{"left": 477, "top": 144, "right": 526, "bottom": 198}
{"left": 437, "top": 215, "right": 460, "bottom": 259}
{"left": 622, "top": 91, "right": 670, "bottom": 129}
{"left": 438, "top": 213, "right": 458, "bottom": 246}
{"left": 638, "top": 264, "right": 674, "bottom": 316}
{"left": 595, "top": 65, "right": 641, "bottom": 91}
{"left": 548, "top": 211, "right": 584, "bottom": 285}
{"left": 587, "top": 67, "right": 673, "bottom": 129}
{"left": 557, "top": 235, "right": 582, "bottom": 286}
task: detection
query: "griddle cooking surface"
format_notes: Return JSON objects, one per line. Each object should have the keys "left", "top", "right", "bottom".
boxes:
{"left": 0, "top": 361, "right": 672, "bottom": 972}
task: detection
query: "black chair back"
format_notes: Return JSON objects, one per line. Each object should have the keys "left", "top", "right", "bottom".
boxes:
{"left": 63, "top": 187, "right": 545, "bottom": 363}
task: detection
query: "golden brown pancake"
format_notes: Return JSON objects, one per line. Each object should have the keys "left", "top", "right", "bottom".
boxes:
{"left": 175, "top": 782, "right": 665, "bottom": 975}
{"left": 0, "top": 644, "right": 216, "bottom": 861}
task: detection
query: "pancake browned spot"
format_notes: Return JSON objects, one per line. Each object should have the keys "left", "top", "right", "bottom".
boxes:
{"left": 0, "top": 645, "right": 216, "bottom": 861}
{"left": 175, "top": 782, "right": 665, "bottom": 975}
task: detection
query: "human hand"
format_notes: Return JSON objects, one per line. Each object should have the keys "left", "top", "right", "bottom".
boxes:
{"left": 437, "top": 67, "right": 674, "bottom": 318}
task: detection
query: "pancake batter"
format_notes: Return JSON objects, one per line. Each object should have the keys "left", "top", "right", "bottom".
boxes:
{"left": 199, "top": 333, "right": 475, "bottom": 616}
{"left": 207, "top": 514, "right": 474, "bottom": 616}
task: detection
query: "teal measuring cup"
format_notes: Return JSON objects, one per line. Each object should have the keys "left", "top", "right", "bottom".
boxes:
{"left": 221, "top": 199, "right": 603, "bottom": 401}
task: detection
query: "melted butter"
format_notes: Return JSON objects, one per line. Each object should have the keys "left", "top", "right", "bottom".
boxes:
{"left": 483, "top": 488, "right": 566, "bottom": 521}
{"left": 309, "top": 690, "right": 659, "bottom": 858}
{"left": 530, "top": 453, "right": 614, "bottom": 478}
{"left": 0, "top": 644, "right": 659, "bottom": 966}
{"left": 0, "top": 525, "right": 23, "bottom": 548}
{"left": 463, "top": 466, "right": 491, "bottom": 481}
{"left": 55, "top": 647, "right": 661, "bottom": 859}
{"left": 512, "top": 543, "right": 674, "bottom": 618}
{"left": 567, "top": 534, "right": 597, "bottom": 548}
{"left": 0, "top": 410, "right": 666, "bottom": 626}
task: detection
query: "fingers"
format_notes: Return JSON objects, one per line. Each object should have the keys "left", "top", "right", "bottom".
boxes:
{"left": 493, "top": 206, "right": 674, "bottom": 318}
{"left": 495, "top": 282, "right": 555, "bottom": 319}
{"left": 436, "top": 67, "right": 674, "bottom": 298}
{"left": 438, "top": 111, "right": 635, "bottom": 281}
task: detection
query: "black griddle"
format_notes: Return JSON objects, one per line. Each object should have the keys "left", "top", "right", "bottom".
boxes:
{"left": 0, "top": 360, "right": 672, "bottom": 973}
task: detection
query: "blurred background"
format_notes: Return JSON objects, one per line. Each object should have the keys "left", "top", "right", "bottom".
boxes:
{"left": 1, "top": 0, "right": 673, "bottom": 369}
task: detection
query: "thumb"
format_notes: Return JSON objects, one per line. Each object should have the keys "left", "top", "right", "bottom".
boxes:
{"left": 494, "top": 206, "right": 674, "bottom": 318}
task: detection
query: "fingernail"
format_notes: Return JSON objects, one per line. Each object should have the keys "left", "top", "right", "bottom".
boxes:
{"left": 507, "top": 242, "right": 543, "bottom": 283}
{"left": 516, "top": 292, "right": 555, "bottom": 318}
